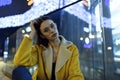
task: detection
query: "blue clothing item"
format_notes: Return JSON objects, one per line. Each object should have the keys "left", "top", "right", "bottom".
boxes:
{"left": 12, "top": 66, "right": 32, "bottom": 80}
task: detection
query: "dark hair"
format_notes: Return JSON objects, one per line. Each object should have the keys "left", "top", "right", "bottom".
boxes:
{"left": 33, "top": 16, "right": 51, "bottom": 47}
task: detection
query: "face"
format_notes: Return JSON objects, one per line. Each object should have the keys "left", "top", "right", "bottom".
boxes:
{"left": 40, "top": 19, "right": 59, "bottom": 41}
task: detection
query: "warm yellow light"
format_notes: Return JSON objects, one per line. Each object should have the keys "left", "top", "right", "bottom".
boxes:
{"left": 27, "top": 0, "right": 34, "bottom": 6}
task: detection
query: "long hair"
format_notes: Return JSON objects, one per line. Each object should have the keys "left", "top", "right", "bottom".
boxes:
{"left": 33, "top": 16, "right": 51, "bottom": 47}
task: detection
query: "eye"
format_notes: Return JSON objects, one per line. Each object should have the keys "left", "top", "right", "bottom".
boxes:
{"left": 44, "top": 27, "right": 49, "bottom": 32}
{"left": 51, "top": 23, "right": 55, "bottom": 28}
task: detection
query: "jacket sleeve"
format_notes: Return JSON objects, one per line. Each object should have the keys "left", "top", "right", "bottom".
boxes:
{"left": 14, "top": 36, "right": 39, "bottom": 67}
{"left": 68, "top": 45, "right": 84, "bottom": 80}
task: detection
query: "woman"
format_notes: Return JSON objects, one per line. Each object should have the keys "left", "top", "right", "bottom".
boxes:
{"left": 12, "top": 16, "right": 84, "bottom": 80}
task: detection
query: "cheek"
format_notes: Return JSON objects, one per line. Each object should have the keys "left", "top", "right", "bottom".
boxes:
{"left": 55, "top": 28, "right": 58, "bottom": 33}
{"left": 40, "top": 31, "right": 47, "bottom": 38}
{"left": 42, "top": 33, "right": 50, "bottom": 38}
{"left": 54, "top": 25, "right": 58, "bottom": 31}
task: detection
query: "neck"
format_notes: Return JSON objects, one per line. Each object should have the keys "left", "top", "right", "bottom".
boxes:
{"left": 49, "top": 37, "right": 60, "bottom": 48}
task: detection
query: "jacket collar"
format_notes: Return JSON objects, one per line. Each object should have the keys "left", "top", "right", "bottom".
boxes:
{"left": 40, "top": 35, "right": 72, "bottom": 49}
{"left": 41, "top": 35, "right": 73, "bottom": 79}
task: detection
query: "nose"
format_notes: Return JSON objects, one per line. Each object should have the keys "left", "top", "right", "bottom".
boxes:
{"left": 49, "top": 27, "right": 55, "bottom": 33}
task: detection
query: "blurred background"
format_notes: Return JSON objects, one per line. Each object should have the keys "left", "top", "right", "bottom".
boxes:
{"left": 0, "top": 0, "right": 120, "bottom": 80}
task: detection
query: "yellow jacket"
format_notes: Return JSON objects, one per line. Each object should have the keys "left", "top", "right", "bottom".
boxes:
{"left": 14, "top": 36, "right": 84, "bottom": 80}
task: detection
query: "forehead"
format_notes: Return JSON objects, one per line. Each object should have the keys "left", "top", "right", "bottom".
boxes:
{"left": 40, "top": 19, "right": 54, "bottom": 29}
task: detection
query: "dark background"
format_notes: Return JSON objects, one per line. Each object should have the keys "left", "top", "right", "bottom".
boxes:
{"left": 0, "top": 0, "right": 31, "bottom": 17}
{"left": 0, "top": 0, "right": 32, "bottom": 56}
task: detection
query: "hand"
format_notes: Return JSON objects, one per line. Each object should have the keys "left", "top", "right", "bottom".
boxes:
{"left": 30, "top": 20, "right": 37, "bottom": 33}
{"left": 29, "top": 20, "right": 37, "bottom": 39}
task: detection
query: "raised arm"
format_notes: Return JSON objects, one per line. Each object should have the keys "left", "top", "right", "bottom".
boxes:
{"left": 14, "top": 20, "right": 39, "bottom": 67}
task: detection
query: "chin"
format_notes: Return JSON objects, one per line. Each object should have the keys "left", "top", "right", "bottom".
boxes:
{"left": 51, "top": 36, "right": 59, "bottom": 41}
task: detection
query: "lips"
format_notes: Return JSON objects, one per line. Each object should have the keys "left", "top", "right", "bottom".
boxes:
{"left": 51, "top": 33, "right": 57, "bottom": 37}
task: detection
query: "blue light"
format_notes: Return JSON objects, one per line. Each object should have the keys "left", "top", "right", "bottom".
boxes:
{"left": 84, "top": 43, "right": 92, "bottom": 48}
{"left": 0, "top": 0, "right": 12, "bottom": 7}
{"left": 0, "top": 0, "right": 118, "bottom": 29}
{"left": 0, "top": 0, "right": 60, "bottom": 28}
{"left": 0, "top": 0, "right": 82, "bottom": 28}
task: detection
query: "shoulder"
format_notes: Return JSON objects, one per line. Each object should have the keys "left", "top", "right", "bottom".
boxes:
{"left": 67, "top": 44, "right": 78, "bottom": 51}
{"left": 32, "top": 44, "right": 45, "bottom": 52}
{"left": 59, "top": 35, "right": 78, "bottom": 50}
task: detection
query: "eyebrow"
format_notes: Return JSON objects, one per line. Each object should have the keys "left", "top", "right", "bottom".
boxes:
{"left": 42, "top": 23, "right": 53, "bottom": 31}
{"left": 46, "top": 23, "right": 53, "bottom": 28}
